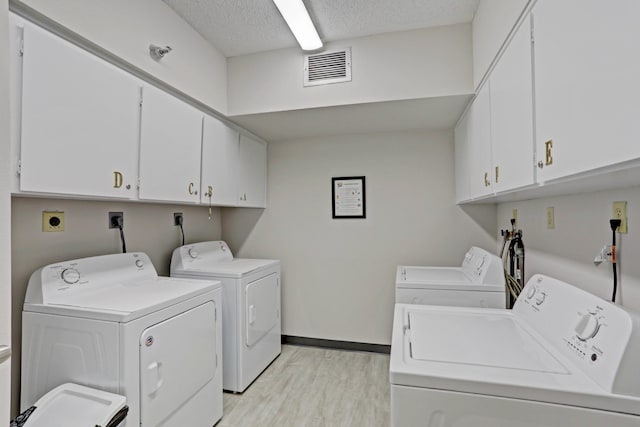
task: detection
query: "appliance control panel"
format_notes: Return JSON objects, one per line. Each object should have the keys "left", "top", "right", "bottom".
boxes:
{"left": 171, "top": 241, "right": 234, "bottom": 271}
{"left": 515, "top": 274, "right": 634, "bottom": 392}
{"left": 460, "top": 247, "right": 505, "bottom": 286}
{"left": 25, "top": 252, "right": 157, "bottom": 305}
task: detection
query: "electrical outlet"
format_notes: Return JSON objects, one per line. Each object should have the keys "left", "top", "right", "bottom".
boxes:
{"left": 43, "top": 211, "right": 64, "bottom": 232}
{"left": 108, "top": 212, "right": 124, "bottom": 229}
{"left": 174, "top": 212, "right": 183, "bottom": 226}
{"left": 512, "top": 209, "right": 518, "bottom": 226}
{"left": 612, "top": 201, "right": 628, "bottom": 233}
{"left": 546, "top": 207, "right": 555, "bottom": 229}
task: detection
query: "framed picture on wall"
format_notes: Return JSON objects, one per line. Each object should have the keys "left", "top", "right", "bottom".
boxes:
{"left": 332, "top": 176, "right": 366, "bottom": 219}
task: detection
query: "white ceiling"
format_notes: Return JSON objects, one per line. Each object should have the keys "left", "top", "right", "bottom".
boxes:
{"left": 161, "top": 0, "right": 479, "bottom": 141}
{"left": 162, "top": 0, "right": 480, "bottom": 57}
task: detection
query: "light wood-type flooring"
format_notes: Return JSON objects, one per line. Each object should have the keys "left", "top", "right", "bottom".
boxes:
{"left": 217, "top": 344, "right": 390, "bottom": 426}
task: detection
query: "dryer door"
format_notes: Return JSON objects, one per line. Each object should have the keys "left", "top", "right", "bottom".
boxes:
{"left": 139, "top": 301, "right": 217, "bottom": 426}
{"left": 246, "top": 273, "right": 279, "bottom": 347}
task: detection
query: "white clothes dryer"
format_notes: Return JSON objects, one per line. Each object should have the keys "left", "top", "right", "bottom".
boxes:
{"left": 21, "top": 252, "right": 223, "bottom": 427}
{"left": 171, "top": 241, "right": 281, "bottom": 393}
{"left": 390, "top": 274, "right": 640, "bottom": 427}
{"left": 396, "top": 246, "right": 506, "bottom": 308}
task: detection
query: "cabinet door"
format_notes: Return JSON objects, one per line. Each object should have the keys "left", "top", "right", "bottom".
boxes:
{"left": 238, "top": 134, "right": 267, "bottom": 208}
{"left": 139, "top": 85, "right": 203, "bottom": 203}
{"left": 201, "top": 116, "right": 239, "bottom": 206}
{"left": 490, "top": 16, "right": 535, "bottom": 193}
{"left": 533, "top": 0, "right": 640, "bottom": 182}
{"left": 467, "top": 83, "right": 493, "bottom": 199}
{"left": 454, "top": 109, "right": 470, "bottom": 203}
{"left": 19, "top": 23, "right": 140, "bottom": 198}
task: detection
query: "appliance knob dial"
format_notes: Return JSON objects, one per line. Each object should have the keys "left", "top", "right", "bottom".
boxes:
{"left": 526, "top": 286, "right": 537, "bottom": 299}
{"left": 135, "top": 259, "right": 144, "bottom": 268}
{"left": 575, "top": 313, "right": 600, "bottom": 341}
{"left": 61, "top": 268, "right": 80, "bottom": 284}
{"left": 535, "top": 292, "right": 546, "bottom": 305}
{"left": 188, "top": 248, "right": 199, "bottom": 259}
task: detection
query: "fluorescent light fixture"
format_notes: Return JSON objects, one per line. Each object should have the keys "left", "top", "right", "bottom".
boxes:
{"left": 273, "top": 0, "right": 323, "bottom": 51}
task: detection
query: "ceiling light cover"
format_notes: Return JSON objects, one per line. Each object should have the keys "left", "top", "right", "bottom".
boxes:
{"left": 273, "top": 0, "right": 323, "bottom": 51}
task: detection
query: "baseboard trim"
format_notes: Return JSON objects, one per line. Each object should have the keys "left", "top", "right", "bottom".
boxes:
{"left": 281, "top": 335, "right": 391, "bottom": 355}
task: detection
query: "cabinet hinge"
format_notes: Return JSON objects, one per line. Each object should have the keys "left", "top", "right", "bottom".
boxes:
{"left": 138, "top": 88, "right": 144, "bottom": 106}
{"left": 17, "top": 160, "right": 21, "bottom": 176}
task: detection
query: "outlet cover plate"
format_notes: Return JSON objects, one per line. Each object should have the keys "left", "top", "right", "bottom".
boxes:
{"left": 546, "top": 207, "right": 555, "bottom": 229}
{"left": 612, "top": 201, "right": 628, "bottom": 233}
{"left": 108, "top": 211, "right": 124, "bottom": 229}
{"left": 43, "top": 211, "right": 64, "bottom": 232}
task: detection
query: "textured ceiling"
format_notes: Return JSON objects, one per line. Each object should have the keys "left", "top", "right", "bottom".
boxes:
{"left": 162, "top": 0, "right": 480, "bottom": 57}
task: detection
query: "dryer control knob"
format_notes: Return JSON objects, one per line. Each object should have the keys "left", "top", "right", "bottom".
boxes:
{"left": 575, "top": 313, "right": 600, "bottom": 341}
{"left": 526, "top": 286, "right": 537, "bottom": 299}
{"left": 61, "top": 268, "right": 80, "bottom": 284}
{"left": 188, "top": 248, "right": 199, "bottom": 258}
{"left": 535, "top": 292, "right": 546, "bottom": 306}
{"left": 135, "top": 259, "right": 144, "bottom": 268}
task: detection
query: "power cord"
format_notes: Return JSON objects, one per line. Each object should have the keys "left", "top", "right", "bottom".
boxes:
{"left": 610, "top": 219, "right": 621, "bottom": 302}
{"left": 112, "top": 215, "right": 127, "bottom": 253}
{"left": 176, "top": 215, "right": 185, "bottom": 246}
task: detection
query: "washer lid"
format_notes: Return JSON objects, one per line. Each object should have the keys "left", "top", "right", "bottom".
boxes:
{"left": 173, "top": 258, "right": 279, "bottom": 278}
{"left": 409, "top": 310, "right": 566, "bottom": 373}
{"left": 396, "top": 266, "right": 504, "bottom": 292}
{"left": 22, "top": 383, "right": 127, "bottom": 427}
{"left": 24, "top": 277, "right": 220, "bottom": 322}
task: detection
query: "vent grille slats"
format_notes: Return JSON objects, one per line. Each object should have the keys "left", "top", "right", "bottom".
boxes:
{"left": 304, "top": 48, "right": 352, "bottom": 87}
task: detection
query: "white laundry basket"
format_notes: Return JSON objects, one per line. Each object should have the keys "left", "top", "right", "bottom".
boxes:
{"left": 11, "top": 383, "right": 128, "bottom": 427}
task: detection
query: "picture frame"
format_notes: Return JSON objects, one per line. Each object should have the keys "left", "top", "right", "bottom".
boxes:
{"left": 332, "top": 176, "right": 366, "bottom": 219}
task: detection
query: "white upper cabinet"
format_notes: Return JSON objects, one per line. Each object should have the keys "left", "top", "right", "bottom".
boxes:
{"left": 139, "top": 84, "right": 203, "bottom": 204}
{"left": 466, "top": 83, "right": 493, "bottom": 200}
{"left": 454, "top": 108, "right": 470, "bottom": 203}
{"left": 201, "top": 116, "right": 239, "bottom": 206}
{"left": 533, "top": 0, "right": 640, "bottom": 182}
{"left": 19, "top": 22, "right": 140, "bottom": 198}
{"left": 237, "top": 134, "right": 267, "bottom": 208}
{"left": 489, "top": 16, "right": 535, "bottom": 193}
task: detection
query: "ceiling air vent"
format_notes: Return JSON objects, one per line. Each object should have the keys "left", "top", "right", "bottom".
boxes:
{"left": 304, "top": 48, "right": 352, "bottom": 87}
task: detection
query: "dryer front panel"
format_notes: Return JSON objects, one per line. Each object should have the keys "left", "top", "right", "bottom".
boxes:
{"left": 139, "top": 301, "right": 217, "bottom": 426}
{"left": 245, "top": 273, "right": 279, "bottom": 347}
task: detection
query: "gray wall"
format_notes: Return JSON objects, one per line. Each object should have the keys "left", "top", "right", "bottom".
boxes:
{"left": 497, "top": 186, "right": 640, "bottom": 311}
{"left": 10, "top": 198, "right": 221, "bottom": 415}
{"left": 222, "top": 130, "right": 497, "bottom": 345}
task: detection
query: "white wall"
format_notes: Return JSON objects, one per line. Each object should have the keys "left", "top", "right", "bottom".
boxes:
{"left": 221, "top": 130, "right": 497, "bottom": 345}
{"left": 10, "top": 198, "right": 222, "bottom": 416}
{"left": 472, "top": 0, "right": 529, "bottom": 89}
{"left": 15, "top": 0, "right": 228, "bottom": 114}
{"left": 228, "top": 24, "right": 473, "bottom": 116}
{"left": 0, "top": 1, "right": 12, "bottom": 424}
{"left": 497, "top": 186, "right": 640, "bottom": 311}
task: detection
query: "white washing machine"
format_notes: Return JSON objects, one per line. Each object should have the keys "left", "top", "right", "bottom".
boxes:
{"left": 21, "top": 252, "right": 223, "bottom": 427}
{"left": 171, "top": 240, "right": 281, "bottom": 393}
{"left": 396, "top": 246, "right": 506, "bottom": 308}
{"left": 390, "top": 274, "right": 640, "bottom": 426}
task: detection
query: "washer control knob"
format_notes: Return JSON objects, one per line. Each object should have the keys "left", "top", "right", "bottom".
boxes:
{"left": 188, "top": 248, "right": 199, "bottom": 259}
{"left": 535, "top": 292, "right": 546, "bottom": 305}
{"left": 526, "top": 286, "right": 537, "bottom": 299}
{"left": 575, "top": 313, "right": 600, "bottom": 341}
{"left": 135, "top": 259, "right": 144, "bottom": 268}
{"left": 61, "top": 268, "right": 80, "bottom": 284}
